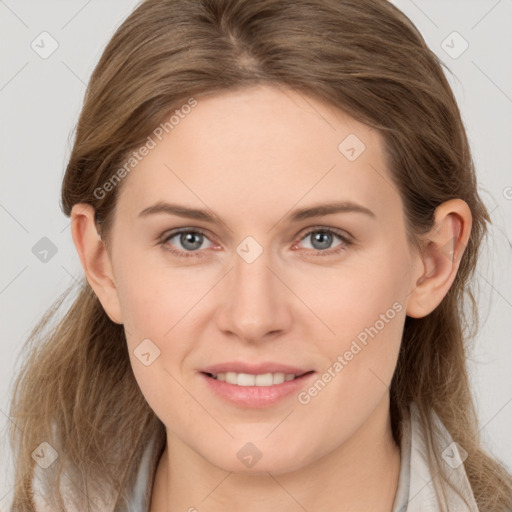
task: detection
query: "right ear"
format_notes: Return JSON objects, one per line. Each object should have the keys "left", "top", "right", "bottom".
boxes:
{"left": 70, "top": 204, "right": 123, "bottom": 324}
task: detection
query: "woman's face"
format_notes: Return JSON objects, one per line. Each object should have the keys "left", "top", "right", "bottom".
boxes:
{"left": 107, "top": 84, "right": 421, "bottom": 473}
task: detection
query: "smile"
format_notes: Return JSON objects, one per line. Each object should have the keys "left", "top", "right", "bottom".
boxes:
{"left": 201, "top": 369, "right": 316, "bottom": 408}
{"left": 208, "top": 372, "right": 298, "bottom": 386}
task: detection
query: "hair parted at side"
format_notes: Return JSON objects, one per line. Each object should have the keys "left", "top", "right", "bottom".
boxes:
{"left": 7, "top": 0, "right": 512, "bottom": 510}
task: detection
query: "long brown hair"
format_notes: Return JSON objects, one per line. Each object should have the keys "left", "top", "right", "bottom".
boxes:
{"left": 8, "top": 0, "right": 512, "bottom": 510}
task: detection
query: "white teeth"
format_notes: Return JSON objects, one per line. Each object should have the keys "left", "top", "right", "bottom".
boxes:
{"left": 255, "top": 373, "right": 273, "bottom": 386}
{"left": 212, "top": 372, "right": 297, "bottom": 386}
{"left": 225, "top": 372, "right": 237, "bottom": 384}
{"left": 237, "top": 373, "right": 255, "bottom": 386}
{"left": 272, "top": 372, "right": 285, "bottom": 385}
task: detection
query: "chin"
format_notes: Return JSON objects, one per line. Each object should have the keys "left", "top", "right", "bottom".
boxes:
{"left": 201, "top": 438, "right": 319, "bottom": 476}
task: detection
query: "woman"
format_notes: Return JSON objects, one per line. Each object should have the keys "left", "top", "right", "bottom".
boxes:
{"left": 8, "top": 0, "right": 512, "bottom": 511}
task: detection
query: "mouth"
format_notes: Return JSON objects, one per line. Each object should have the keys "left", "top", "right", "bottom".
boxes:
{"left": 199, "top": 362, "right": 316, "bottom": 407}
{"left": 200, "top": 364, "right": 316, "bottom": 408}
{"left": 203, "top": 371, "right": 313, "bottom": 386}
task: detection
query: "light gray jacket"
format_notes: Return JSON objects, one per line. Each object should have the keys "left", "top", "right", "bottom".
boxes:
{"left": 31, "top": 402, "right": 479, "bottom": 511}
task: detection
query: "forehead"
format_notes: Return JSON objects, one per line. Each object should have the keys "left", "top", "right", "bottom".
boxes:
{"left": 116, "top": 85, "right": 401, "bottom": 225}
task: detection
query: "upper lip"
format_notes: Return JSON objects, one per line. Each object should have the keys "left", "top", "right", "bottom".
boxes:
{"left": 201, "top": 361, "right": 312, "bottom": 376}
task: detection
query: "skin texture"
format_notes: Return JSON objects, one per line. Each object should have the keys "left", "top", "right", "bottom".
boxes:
{"left": 71, "top": 84, "right": 472, "bottom": 511}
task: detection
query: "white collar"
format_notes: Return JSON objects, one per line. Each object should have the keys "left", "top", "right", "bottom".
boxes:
{"left": 31, "top": 402, "right": 479, "bottom": 511}
{"left": 392, "top": 402, "right": 479, "bottom": 511}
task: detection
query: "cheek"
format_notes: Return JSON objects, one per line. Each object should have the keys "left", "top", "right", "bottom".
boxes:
{"left": 116, "top": 270, "right": 197, "bottom": 433}
{"left": 112, "top": 249, "right": 206, "bottom": 394}
{"left": 113, "top": 246, "right": 189, "bottom": 338}
{"left": 302, "top": 245, "right": 408, "bottom": 393}
{"left": 292, "top": 271, "right": 405, "bottom": 449}
{"left": 305, "top": 248, "right": 408, "bottom": 343}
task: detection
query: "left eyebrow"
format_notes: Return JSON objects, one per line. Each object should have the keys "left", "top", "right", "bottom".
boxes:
{"left": 287, "top": 201, "right": 376, "bottom": 222}
{"left": 137, "top": 200, "right": 376, "bottom": 224}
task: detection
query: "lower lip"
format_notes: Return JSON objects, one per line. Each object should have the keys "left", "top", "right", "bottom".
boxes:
{"left": 201, "top": 372, "right": 315, "bottom": 408}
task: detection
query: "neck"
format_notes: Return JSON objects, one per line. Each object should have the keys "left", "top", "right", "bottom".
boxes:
{"left": 150, "top": 396, "right": 401, "bottom": 512}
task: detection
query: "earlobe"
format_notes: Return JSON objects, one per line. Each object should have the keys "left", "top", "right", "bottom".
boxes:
{"left": 406, "top": 199, "right": 472, "bottom": 319}
{"left": 70, "top": 204, "right": 123, "bottom": 324}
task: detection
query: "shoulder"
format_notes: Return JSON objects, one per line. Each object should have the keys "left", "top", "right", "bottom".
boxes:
{"left": 30, "top": 433, "right": 162, "bottom": 512}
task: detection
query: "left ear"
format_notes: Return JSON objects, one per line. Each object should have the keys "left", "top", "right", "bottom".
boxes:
{"left": 406, "top": 199, "right": 472, "bottom": 319}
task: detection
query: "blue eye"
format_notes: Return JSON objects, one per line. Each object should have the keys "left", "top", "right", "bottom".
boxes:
{"left": 161, "top": 229, "right": 213, "bottom": 257}
{"left": 302, "top": 229, "right": 350, "bottom": 252}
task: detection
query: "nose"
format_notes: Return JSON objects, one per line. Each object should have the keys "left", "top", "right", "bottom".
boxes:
{"left": 215, "top": 244, "right": 293, "bottom": 344}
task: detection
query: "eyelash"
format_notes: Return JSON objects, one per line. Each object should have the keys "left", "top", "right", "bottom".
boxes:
{"left": 158, "top": 226, "right": 353, "bottom": 259}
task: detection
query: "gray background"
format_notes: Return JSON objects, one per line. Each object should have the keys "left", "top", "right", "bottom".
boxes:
{"left": 1, "top": 0, "right": 511, "bottom": 507}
